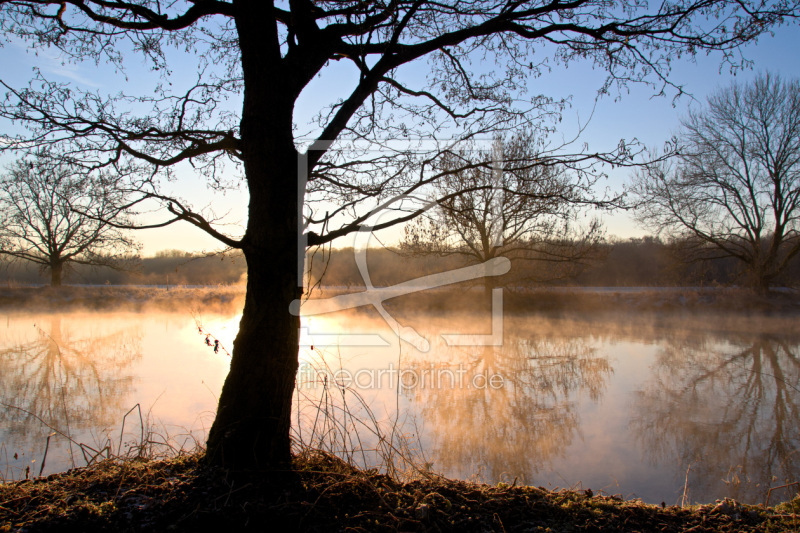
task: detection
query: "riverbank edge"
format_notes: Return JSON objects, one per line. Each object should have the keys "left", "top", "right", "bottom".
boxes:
{"left": 0, "top": 285, "right": 798, "bottom": 315}
{"left": 1, "top": 452, "right": 798, "bottom": 532}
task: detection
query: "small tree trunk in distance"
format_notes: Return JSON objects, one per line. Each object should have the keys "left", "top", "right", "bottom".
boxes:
{"left": 483, "top": 249, "right": 499, "bottom": 301}
{"left": 483, "top": 273, "right": 496, "bottom": 300}
{"left": 752, "top": 269, "right": 771, "bottom": 295}
{"left": 50, "top": 261, "right": 63, "bottom": 287}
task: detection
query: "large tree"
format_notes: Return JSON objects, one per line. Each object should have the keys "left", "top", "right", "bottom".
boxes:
{"left": 632, "top": 73, "right": 800, "bottom": 292}
{"left": 401, "top": 132, "right": 604, "bottom": 291}
{"left": 0, "top": 0, "right": 797, "bottom": 471}
{"left": 0, "top": 153, "right": 138, "bottom": 286}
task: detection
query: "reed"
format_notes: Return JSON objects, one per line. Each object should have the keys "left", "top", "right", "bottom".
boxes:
{"left": 292, "top": 346, "right": 432, "bottom": 482}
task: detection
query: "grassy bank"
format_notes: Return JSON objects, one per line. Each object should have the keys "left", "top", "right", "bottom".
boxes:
{"left": 1, "top": 452, "right": 799, "bottom": 532}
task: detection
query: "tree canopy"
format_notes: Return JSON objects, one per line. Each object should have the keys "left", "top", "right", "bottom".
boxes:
{"left": 632, "top": 73, "right": 800, "bottom": 292}
{"left": 401, "top": 133, "right": 604, "bottom": 288}
{"left": 0, "top": 153, "right": 138, "bottom": 286}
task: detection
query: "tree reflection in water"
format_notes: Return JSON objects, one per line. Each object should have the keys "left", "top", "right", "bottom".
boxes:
{"left": 402, "top": 330, "right": 612, "bottom": 483}
{"left": 0, "top": 315, "right": 141, "bottom": 475}
{"left": 632, "top": 332, "right": 800, "bottom": 503}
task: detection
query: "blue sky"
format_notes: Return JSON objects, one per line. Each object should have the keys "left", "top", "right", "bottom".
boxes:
{"left": 536, "top": 25, "right": 800, "bottom": 238}
{"left": 2, "top": 23, "right": 799, "bottom": 255}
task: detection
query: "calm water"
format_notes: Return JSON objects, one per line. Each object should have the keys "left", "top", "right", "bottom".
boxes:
{"left": 1, "top": 304, "right": 798, "bottom": 506}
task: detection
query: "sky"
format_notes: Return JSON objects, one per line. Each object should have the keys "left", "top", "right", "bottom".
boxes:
{"left": 1, "top": 20, "right": 799, "bottom": 256}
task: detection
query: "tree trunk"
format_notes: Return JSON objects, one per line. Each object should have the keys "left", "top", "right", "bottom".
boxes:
{"left": 747, "top": 260, "right": 771, "bottom": 295}
{"left": 50, "top": 261, "right": 63, "bottom": 287}
{"left": 205, "top": 0, "right": 302, "bottom": 471}
{"left": 753, "top": 274, "right": 771, "bottom": 295}
{"left": 205, "top": 243, "right": 301, "bottom": 470}
{"left": 483, "top": 250, "right": 498, "bottom": 299}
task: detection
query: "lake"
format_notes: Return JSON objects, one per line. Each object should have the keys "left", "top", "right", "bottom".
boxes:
{"left": 1, "top": 294, "right": 798, "bottom": 506}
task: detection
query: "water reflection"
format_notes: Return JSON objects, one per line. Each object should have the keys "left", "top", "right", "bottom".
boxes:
{"left": 632, "top": 333, "right": 800, "bottom": 503}
{"left": 1, "top": 306, "right": 798, "bottom": 505}
{"left": 302, "top": 312, "right": 800, "bottom": 503}
{"left": 0, "top": 315, "right": 141, "bottom": 475}
{"left": 403, "top": 329, "right": 612, "bottom": 483}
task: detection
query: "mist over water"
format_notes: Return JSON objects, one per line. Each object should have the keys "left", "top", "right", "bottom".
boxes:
{"left": 1, "top": 299, "right": 798, "bottom": 506}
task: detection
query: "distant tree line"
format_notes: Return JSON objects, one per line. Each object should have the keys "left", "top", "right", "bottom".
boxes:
{"left": 0, "top": 249, "right": 247, "bottom": 287}
{"left": 307, "top": 239, "right": 800, "bottom": 289}
{"left": 575, "top": 237, "right": 799, "bottom": 288}
{"left": 2, "top": 238, "right": 797, "bottom": 289}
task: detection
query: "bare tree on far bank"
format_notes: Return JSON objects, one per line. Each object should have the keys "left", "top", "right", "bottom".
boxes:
{"left": 0, "top": 153, "right": 139, "bottom": 286}
{"left": 402, "top": 133, "right": 604, "bottom": 291}
{"left": 632, "top": 73, "right": 800, "bottom": 293}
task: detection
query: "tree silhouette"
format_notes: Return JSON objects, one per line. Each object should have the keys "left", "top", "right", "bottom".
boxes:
{"left": 0, "top": 153, "right": 139, "bottom": 286}
{"left": 1, "top": 0, "right": 797, "bottom": 470}
{"left": 402, "top": 133, "right": 604, "bottom": 291}
{"left": 632, "top": 74, "right": 800, "bottom": 293}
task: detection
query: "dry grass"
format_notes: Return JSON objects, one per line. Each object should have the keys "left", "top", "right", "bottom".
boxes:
{"left": 292, "top": 348, "right": 430, "bottom": 482}
{"left": 5, "top": 356, "right": 797, "bottom": 531}
{"left": 1, "top": 451, "right": 799, "bottom": 532}
{"left": 2, "top": 374, "right": 799, "bottom": 531}
{"left": 2, "top": 382, "right": 799, "bottom": 531}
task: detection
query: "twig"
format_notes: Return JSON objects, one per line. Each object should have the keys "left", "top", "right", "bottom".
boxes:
{"left": 681, "top": 464, "right": 692, "bottom": 508}
{"left": 0, "top": 402, "right": 98, "bottom": 457}
{"left": 765, "top": 481, "right": 800, "bottom": 507}
{"left": 38, "top": 432, "right": 56, "bottom": 477}
{"left": 118, "top": 404, "right": 144, "bottom": 457}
